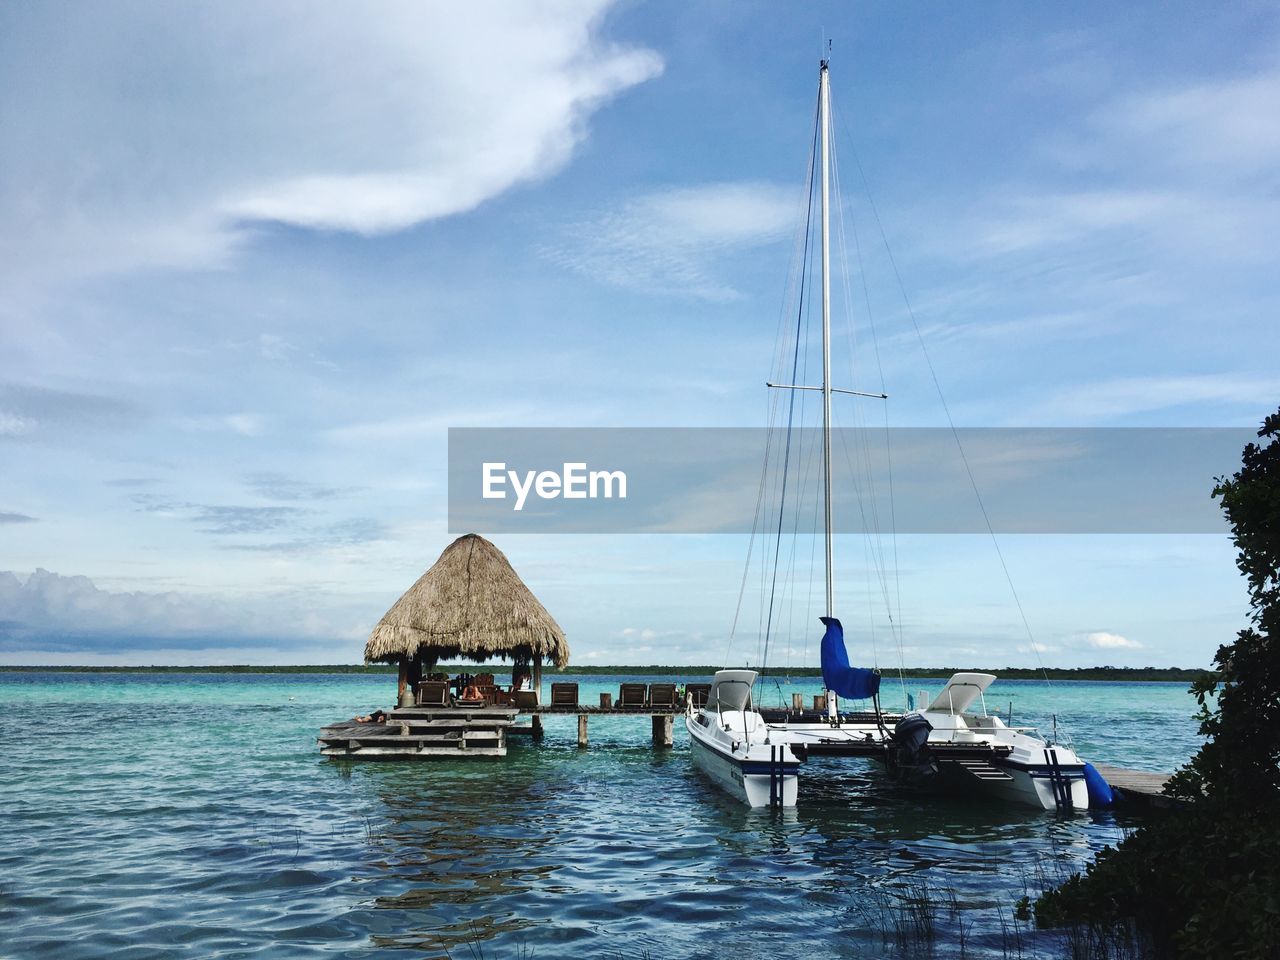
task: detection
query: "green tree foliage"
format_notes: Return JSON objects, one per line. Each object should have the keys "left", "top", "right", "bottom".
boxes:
{"left": 1035, "top": 409, "right": 1280, "bottom": 959}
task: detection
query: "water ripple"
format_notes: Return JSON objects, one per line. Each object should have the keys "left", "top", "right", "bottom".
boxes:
{"left": 0, "top": 672, "right": 1202, "bottom": 958}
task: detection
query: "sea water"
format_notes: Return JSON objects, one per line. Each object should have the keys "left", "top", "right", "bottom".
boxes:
{"left": 0, "top": 672, "right": 1202, "bottom": 958}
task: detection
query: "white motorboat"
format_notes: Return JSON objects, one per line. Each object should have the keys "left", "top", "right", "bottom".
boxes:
{"left": 686, "top": 669, "right": 800, "bottom": 808}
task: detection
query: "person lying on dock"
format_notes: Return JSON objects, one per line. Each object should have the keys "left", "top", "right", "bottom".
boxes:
{"left": 354, "top": 709, "right": 390, "bottom": 724}
{"left": 459, "top": 683, "right": 483, "bottom": 702}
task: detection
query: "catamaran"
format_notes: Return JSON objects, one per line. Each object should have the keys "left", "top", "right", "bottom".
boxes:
{"left": 686, "top": 56, "right": 1095, "bottom": 812}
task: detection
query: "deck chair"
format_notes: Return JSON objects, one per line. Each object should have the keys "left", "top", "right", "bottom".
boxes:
{"left": 617, "top": 683, "right": 648, "bottom": 708}
{"left": 514, "top": 689, "right": 539, "bottom": 710}
{"left": 416, "top": 680, "right": 451, "bottom": 706}
{"left": 550, "top": 682, "right": 579, "bottom": 708}
{"left": 475, "top": 683, "right": 503, "bottom": 706}
{"left": 685, "top": 683, "right": 712, "bottom": 708}
{"left": 648, "top": 683, "right": 677, "bottom": 708}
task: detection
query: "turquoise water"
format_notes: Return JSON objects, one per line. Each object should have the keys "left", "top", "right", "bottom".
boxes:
{"left": 0, "top": 672, "right": 1203, "bottom": 958}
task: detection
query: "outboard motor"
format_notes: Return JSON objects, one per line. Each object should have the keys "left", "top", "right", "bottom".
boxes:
{"left": 894, "top": 712, "right": 933, "bottom": 760}
{"left": 889, "top": 712, "right": 937, "bottom": 783}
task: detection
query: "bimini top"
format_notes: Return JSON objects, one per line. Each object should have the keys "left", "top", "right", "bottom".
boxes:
{"left": 708, "top": 669, "right": 757, "bottom": 712}
{"left": 927, "top": 672, "right": 997, "bottom": 715}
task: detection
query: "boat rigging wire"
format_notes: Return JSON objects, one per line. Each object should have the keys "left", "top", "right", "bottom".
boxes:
{"left": 759, "top": 85, "right": 822, "bottom": 680}
{"left": 834, "top": 114, "right": 1063, "bottom": 711}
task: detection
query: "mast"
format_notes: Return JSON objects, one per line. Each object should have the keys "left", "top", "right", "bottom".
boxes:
{"left": 762, "top": 58, "right": 887, "bottom": 719}
{"left": 819, "top": 58, "right": 833, "bottom": 620}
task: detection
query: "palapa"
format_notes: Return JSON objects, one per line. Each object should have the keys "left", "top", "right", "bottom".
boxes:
{"left": 364, "top": 533, "right": 568, "bottom": 667}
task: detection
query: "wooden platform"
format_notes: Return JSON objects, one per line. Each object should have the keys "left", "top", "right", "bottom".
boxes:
{"left": 318, "top": 706, "right": 517, "bottom": 758}
{"left": 1094, "top": 763, "right": 1179, "bottom": 808}
{"left": 530, "top": 704, "right": 683, "bottom": 715}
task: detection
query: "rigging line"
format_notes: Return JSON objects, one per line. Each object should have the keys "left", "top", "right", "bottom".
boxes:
{"left": 804, "top": 468, "right": 821, "bottom": 668}
{"left": 831, "top": 133, "right": 892, "bottom": 611}
{"left": 883, "top": 399, "right": 908, "bottom": 702}
{"left": 761, "top": 133, "right": 818, "bottom": 680}
{"left": 782, "top": 300, "right": 817, "bottom": 680}
{"left": 725, "top": 390, "right": 775, "bottom": 663}
{"left": 844, "top": 138, "right": 1058, "bottom": 696}
{"left": 832, "top": 406, "right": 884, "bottom": 668}
{"left": 727, "top": 109, "right": 818, "bottom": 667}
{"left": 830, "top": 129, "right": 899, "bottom": 674}
{"left": 732, "top": 209, "right": 808, "bottom": 665}
{"left": 756, "top": 163, "right": 817, "bottom": 674}
{"left": 786, "top": 280, "right": 821, "bottom": 678}
{"left": 830, "top": 105, "right": 909, "bottom": 701}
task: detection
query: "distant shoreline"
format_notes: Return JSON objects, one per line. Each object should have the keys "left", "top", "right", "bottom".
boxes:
{"left": 0, "top": 664, "right": 1215, "bottom": 682}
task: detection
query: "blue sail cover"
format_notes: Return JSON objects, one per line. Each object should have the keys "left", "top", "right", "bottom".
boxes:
{"left": 819, "top": 616, "right": 880, "bottom": 700}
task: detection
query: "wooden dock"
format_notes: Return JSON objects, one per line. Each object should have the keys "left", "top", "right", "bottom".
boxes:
{"left": 319, "top": 706, "right": 517, "bottom": 758}
{"left": 318, "top": 702, "right": 686, "bottom": 758}
{"left": 1094, "top": 763, "right": 1179, "bottom": 809}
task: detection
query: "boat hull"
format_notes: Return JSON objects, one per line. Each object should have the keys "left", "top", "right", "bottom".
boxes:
{"left": 995, "top": 758, "right": 1090, "bottom": 811}
{"left": 687, "top": 718, "right": 799, "bottom": 807}
{"left": 876, "top": 752, "right": 1090, "bottom": 811}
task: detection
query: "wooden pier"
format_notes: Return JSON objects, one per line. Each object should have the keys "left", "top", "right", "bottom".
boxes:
{"left": 319, "top": 702, "right": 685, "bottom": 758}
{"left": 1094, "top": 763, "right": 1179, "bottom": 809}
{"left": 528, "top": 702, "right": 682, "bottom": 747}
{"left": 319, "top": 706, "right": 517, "bottom": 758}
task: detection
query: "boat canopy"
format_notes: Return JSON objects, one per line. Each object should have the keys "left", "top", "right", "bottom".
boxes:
{"left": 708, "top": 669, "right": 757, "bottom": 712}
{"left": 819, "top": 617, "right": 881, "bottom": 700}
{"left": 927, "top": 672, "right": 997, "bottom": 714}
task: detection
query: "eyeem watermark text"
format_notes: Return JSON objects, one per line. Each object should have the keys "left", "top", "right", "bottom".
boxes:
{"left": 482, "top": 462, "right": 627, "bottom": 511}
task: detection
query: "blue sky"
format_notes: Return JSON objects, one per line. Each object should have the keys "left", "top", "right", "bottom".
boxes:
{"left": 1, "top": 1, "right": 1277, "bottom": 667}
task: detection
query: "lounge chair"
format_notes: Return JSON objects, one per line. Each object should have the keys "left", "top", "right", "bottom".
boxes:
{"left": 617, "top": 683, "right": 648, "bottom": 708}
{"left": 550, "top": 682, "right": 579, "bottom": 708}
{"left": 648, "top": 683, "right": 677, "bottom": 708}
{"left": 685, "top": 683, "right": 712, "bottom": 708}
{"left": 475, "top": 683, "right": 502, "bottom": 706}
{"left": 514, "top": 689, "right": 539, "bottom": 710}
{"left": 416, "top": 680, "right": 451, "bottom": 706}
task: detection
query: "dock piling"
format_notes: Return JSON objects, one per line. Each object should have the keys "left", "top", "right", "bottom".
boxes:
{"left": 577, "top": 714, "right": 589, "bottom": 747}
{"left": 651, "top": 714, "right": 673, "bottom": 748}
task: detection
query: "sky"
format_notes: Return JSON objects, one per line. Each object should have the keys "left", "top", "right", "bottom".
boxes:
{"left": 2, "top": 1, "right": 1278, "bottom": 668}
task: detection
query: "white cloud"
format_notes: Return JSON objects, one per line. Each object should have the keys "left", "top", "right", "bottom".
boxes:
{"left": 1084, "top": 631, "right": 1144, "bottom": 650}
{"left": 0, "top": 382, "right": 141, "bottom": 441}
{"left": 909, "top": 45, "right": 1280, "bottom": 360}
{"left": 0, "top": 1, "right": 661, "bottom": 286}
{"left": 545, "top": 181, "right": 799, "bottom": 300}
{"left": 1017, "top": 641, "right": 1058, "bottom": 654}
{"left": 0, "top": 413, "right": 33, "bottom": 437}
{"left": 620, "top": 627, "right": 659, "bottom": 642}
{"left": 175, "top": 413, "right": 267, "bottom": 436}
{"left": 1093, "top": 66, "right": 1280, "bottom": 177}
{"left": 1020, "top": 374, "right": 1280, "bottom": 424}
{"left": 0, "top": 568, "right": 367, "bottom": 652}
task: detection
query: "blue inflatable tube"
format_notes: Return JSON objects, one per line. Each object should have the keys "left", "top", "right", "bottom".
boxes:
{"left": 1083, "top": 762, "right": 1114, "bottom": 808}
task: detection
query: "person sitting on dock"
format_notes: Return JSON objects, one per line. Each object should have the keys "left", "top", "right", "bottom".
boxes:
{"left": 458, "top": 681, "right": 484, "bottom": 703}
{"left": 355, "top": 709, "right": 390, "bottom": 724}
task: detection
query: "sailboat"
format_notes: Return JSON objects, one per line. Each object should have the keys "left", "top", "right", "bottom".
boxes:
{"left": 686, "top": 57, "right": 1095, "bottom": 812}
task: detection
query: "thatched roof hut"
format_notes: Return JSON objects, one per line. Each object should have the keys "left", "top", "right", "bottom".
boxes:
{"left": 365, "top": 534, "right": 568, "bottom": 674}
